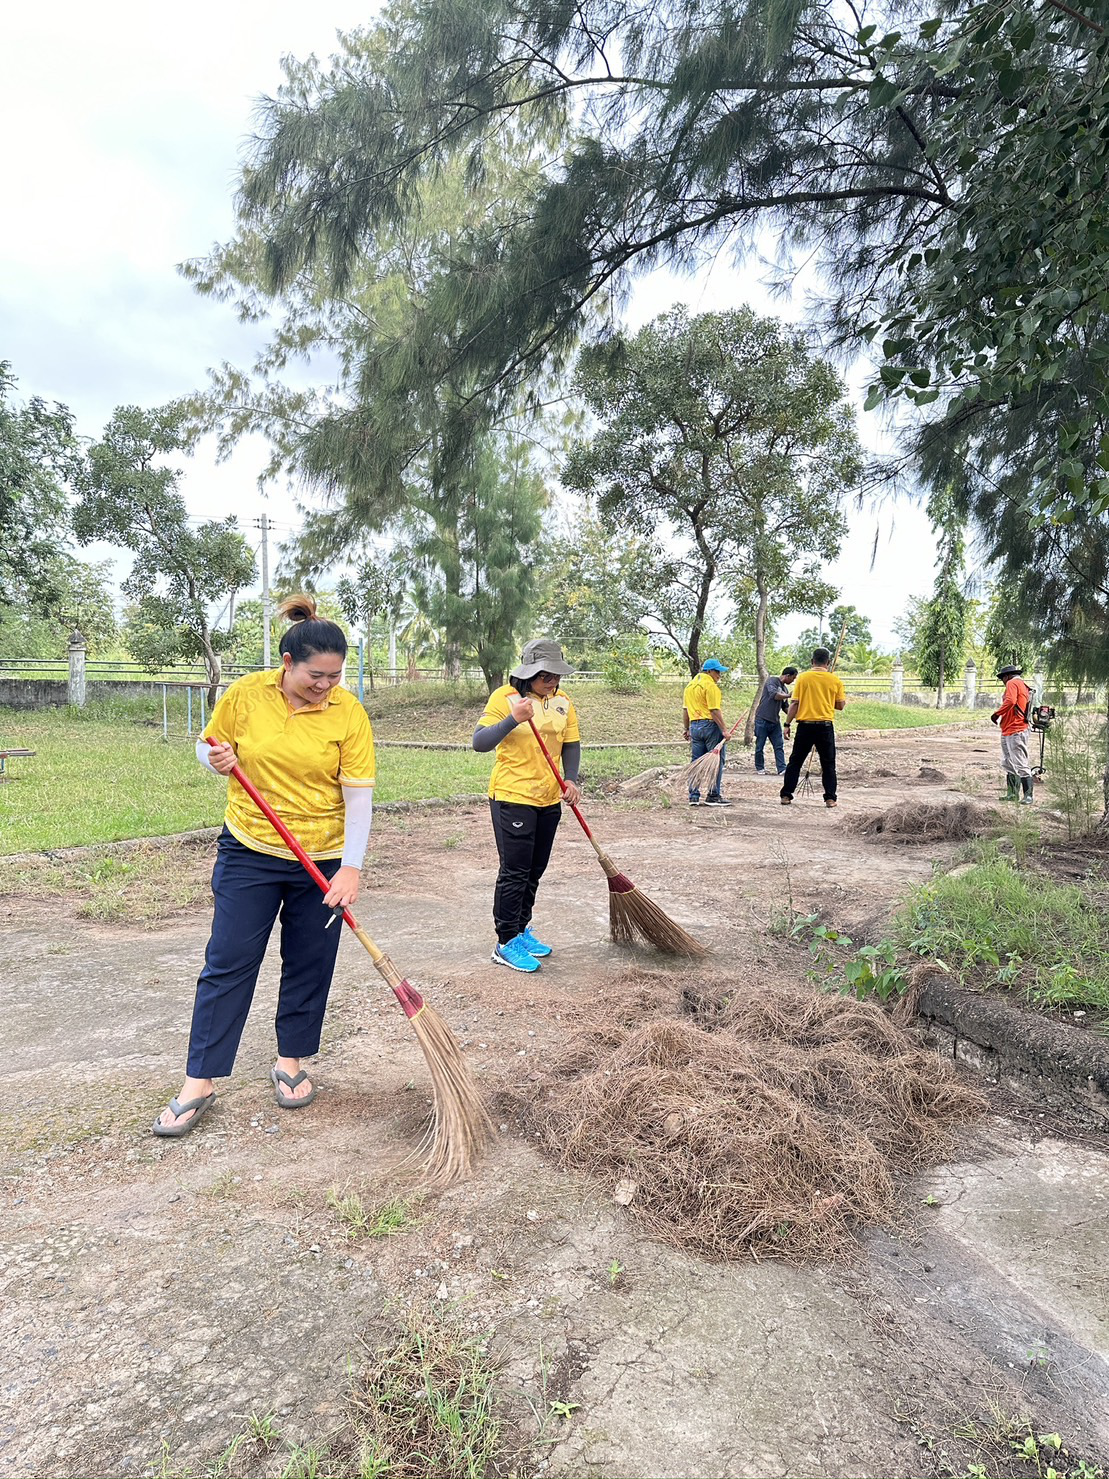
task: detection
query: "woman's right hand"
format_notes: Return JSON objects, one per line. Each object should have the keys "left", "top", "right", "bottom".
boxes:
{"left": 509, "top": 694, "right": 535, "bottom": 724}
{"left": 207, "top": 741, "right": 239, "bottom": 775}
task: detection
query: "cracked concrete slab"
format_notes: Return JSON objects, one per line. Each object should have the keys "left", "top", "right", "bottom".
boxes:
{"left": 3, "top": 734, "right": 1109, "bottom": 1476}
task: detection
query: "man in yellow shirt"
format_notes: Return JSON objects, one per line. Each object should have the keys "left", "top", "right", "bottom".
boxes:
{"left": 780, "top": 647, "right": 847, "bottom": 808}
{"left": 681, "top": 657, "right": 731, "bottom": 806}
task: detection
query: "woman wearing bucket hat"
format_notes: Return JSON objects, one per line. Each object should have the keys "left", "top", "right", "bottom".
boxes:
{"left": 472, "top": 639, "right": 582, "bottom": 972}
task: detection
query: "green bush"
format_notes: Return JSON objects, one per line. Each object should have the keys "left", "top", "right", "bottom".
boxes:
{"left": 601, "top": 647, "right": 655, "bottom": 695}
{"left": 896, "top": 859, "right": 1109, "bottom": 1012}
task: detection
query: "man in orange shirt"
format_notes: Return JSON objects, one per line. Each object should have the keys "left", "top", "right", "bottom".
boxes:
{"left": 991, "top": 663, "right": 1034, "bottom": 805}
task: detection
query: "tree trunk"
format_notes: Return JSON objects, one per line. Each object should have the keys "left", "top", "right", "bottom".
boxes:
{"left": 745, "top": 576, "right": 770, "bottom": 745}
{"left": 936, "top": 642, "right": 945, "bottom": 710}
{"left": 1101, "top": 688, "right": 1109, "bottom": 826}
{"left": 199, "top": 634, "right": 222, "bottom": 709}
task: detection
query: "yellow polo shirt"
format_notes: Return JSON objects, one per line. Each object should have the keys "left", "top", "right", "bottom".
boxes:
{"left": 792, "top": 669, "right": 846, "bottom": 723}
{"left": 683, "top": 672, "right": 723, "bottom": 721}
{"left": 479, "top": 685, "right": 580, "bottom": 806}
{"left": 204, "top": 669, "right": 375, "bottom": 860}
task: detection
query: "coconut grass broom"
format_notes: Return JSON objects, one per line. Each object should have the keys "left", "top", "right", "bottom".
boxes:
{"left": 526, "top": 718, "right": 707, "bottom": 958}
{"left": 681, "top": 714, "right": 745, "bottom": 801}
{"left": 210, "top": 741, "right": 492, "bottom": 1187}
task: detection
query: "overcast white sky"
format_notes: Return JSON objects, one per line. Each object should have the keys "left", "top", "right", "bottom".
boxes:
{"left": 2, "top": 1, "right": 939, "bottom": 649}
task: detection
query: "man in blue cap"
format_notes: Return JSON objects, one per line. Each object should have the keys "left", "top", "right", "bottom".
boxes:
{"left": 682, "top": 657, "right": 732, "bottom": 805}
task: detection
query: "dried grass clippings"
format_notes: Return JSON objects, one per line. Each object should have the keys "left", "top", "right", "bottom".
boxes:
{"left": 519, "top": 975, "right": 986, "bottom": 1262}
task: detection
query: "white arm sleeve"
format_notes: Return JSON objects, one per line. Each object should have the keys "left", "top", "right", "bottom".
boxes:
{"left": 341, "top": 785, "right": 374, "bottom": 869}
{"left": 196, "top": 738, "right": 220, "bottom": 773}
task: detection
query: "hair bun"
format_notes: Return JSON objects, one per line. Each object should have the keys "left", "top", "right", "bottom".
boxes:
{"left": 277, "top": 593, "right": 318, "bottom": 623}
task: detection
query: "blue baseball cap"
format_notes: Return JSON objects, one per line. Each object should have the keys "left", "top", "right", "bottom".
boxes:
{"left": 702, "top": 658, "right": 729, "bottom": 673}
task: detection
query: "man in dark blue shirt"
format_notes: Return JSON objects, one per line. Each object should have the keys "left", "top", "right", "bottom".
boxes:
{"left": 754, "top": 666, "right": 798, "bottom": 776}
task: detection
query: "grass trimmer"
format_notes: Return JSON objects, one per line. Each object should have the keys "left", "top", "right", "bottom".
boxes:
{"left": 526, "top": 719, "right": 707, "bottom": 957}
{"left": 210, "top": 740, "right": 491, "bottom": 1186}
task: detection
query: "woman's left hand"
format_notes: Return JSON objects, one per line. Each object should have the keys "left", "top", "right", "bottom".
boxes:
{"left": 323, "top": 865, "right": 361, "bottom": 911}
{"left": 562, "top": 780, "right": 582, "bottom": 807}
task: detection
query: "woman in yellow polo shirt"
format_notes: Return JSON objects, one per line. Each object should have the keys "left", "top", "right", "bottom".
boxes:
{"left": 154, "top": 595, "right": 375, "bottom": 1137}
{"left": 472, "top": 638, "right": 581, "bottom": 973}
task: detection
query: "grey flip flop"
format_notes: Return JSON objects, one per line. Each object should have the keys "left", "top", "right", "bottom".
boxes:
{"left": 152, "top": 1092, "right": 215, "bottom": 1138}
{"left": 271, "top": 1065, "right": 317, "bottom": 1109}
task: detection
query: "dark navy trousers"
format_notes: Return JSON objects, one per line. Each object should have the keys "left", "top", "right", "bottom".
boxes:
{"left": 186, "top": 829, "right": 343, "bottom": 1078}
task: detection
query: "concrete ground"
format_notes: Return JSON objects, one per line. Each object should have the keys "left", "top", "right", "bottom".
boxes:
{"left": 1, "top": 726, "right": 1107, "bottom": 1477}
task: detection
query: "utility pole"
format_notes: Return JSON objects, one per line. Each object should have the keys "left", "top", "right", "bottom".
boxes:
{"left": 255, "top": 513, "right": 271, "bottom": 667}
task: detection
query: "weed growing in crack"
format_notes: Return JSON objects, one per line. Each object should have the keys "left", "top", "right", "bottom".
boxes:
{"left": 325, "top": 1187, "right": 421, "bottom": 1239}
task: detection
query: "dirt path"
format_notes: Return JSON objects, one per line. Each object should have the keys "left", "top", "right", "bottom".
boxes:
{"left": 2, "top": 726, "right": 1107, "bottom": 1477}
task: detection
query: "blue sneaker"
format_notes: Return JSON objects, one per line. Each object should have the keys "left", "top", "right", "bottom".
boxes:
{"left": 491, "top": 937, "right": 541, "bottom": 972}
{"left": 518, "top": 926, "right": 552, "bottom": 958}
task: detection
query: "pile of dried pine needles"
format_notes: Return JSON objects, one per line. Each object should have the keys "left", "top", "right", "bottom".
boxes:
{"left": 514, "top": 975, "right": 985, "bottom": 1261}
{"left": 849, "top": 800, "right": 999, "bottom": 844}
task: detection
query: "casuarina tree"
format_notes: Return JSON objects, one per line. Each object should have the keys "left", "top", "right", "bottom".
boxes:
{"left": 916, "top": 484, "right": 968, "bottom": 708}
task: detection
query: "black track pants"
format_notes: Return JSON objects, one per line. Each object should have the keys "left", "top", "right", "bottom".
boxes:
{"left": 490, "top": 800, "right": 562, "bottom": 944}
{"left": 781, "top": 721, "right": 838, "bottom": 802}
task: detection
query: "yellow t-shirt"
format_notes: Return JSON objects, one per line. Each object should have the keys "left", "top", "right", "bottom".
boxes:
{"left": 792, "top": 669, "right": 846, "bottom": 723}
{"left": 204, "top": 669, "right": 375, "bottom": 860}
{"left": 683, "top": 672, "right": 723, "bottom": 721}
{"left": 479, "top": 684, "right": 581, "bottom": 806}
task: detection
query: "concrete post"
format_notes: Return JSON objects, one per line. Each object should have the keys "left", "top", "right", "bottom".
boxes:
{"left": 1034, "top": 671, "right": 1045, "bottom": 708}
{"left": 891, "top": 660, "right": 904, "bottom": 704}
{"left": 964, "top": 659, "right": 977, "bottom": 711}
{"left": 67, "top": 628, "right": 87, "bottom": 707}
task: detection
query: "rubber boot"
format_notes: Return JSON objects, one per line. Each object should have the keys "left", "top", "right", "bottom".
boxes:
{"left": 1021, "top": 775, "right": 1034, "bottom": 806}
{"left": 1000, "top": 774, "right": 1019, "bottom": 802}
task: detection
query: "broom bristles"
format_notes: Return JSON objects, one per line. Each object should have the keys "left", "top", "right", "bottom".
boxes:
{"left": 408, "top": 1002, "right": 495, "bottom": 1188}
{"left": 609, "top": 882, "right": 708, "bottom": 958}
{"left": 594, "top": 852, "right": 707, "bottom": 956}
{"left": 371, "top": 951, "right": 493, "bottom": 1187}
{"left": 679, "top": 747, "right": 724, "bottom": 798}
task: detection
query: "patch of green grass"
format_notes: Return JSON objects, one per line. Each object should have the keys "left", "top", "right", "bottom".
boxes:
{"left": 0, "top": 837, "right": 214, "bottom": 923}
{"left": 896, "top": 858, "right": 1109, "bottom": 1012}
{"left": 838, "top": 700, "right": 975, "bottom": 731}
{"left": 1, "top": 684, "right": 972, "bottom": 854}
{"left": 325, "top": 1188, "right": 421, "bottom": 1239}
{"left": 348, "top": 1317, "right": 501, "bottom": 1479}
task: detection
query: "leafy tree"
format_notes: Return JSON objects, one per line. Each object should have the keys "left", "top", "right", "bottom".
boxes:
{"left": 916, "top": 485, "right": 969, "bottom": 706}
{"left": 564, "top": 308, "right": 859, "bottom": 687}
{"left": 0, "top": 558, "right": 117, "bottom": 659}
{"left": 0, "top": 361, "right": 87, "bottom": 635}
{"left": 532, "top": 508, "right": 658, "bottom": 669}
{"left": 75, "top": 404, "right": 256, "bottom": 703}
{"left": 336, "top": 556, "right": 407, "bottom": 691}
{"left": 395, "top": 593, "right": 443, "bottom": 678}
{"left": 797, "top": 604, "right": 873, "bottom": 656}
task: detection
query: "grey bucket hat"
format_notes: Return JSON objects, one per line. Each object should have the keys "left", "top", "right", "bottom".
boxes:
{"left": 510, "top": 638, "right": 576, "bottom": 680}
{"left": 996, "top": 664, "right": 1024, "bottom": 679}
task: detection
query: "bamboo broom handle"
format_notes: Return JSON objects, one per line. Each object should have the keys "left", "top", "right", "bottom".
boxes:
{"left": 710, "top": 714, "right": 744, "bottom": 753}
{"left": 205, "top": 741, "right": 419, "bottom": 1011}
{"left": 525, "top": 717, "right": 607, "bottom": 861}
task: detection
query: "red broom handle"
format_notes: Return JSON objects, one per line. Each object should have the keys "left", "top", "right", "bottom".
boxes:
{"left": 205, "top": 737, "right": 359, "bottom": 932}
{"left": 525, "top": 717, "right": 596, "bottom": 843}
